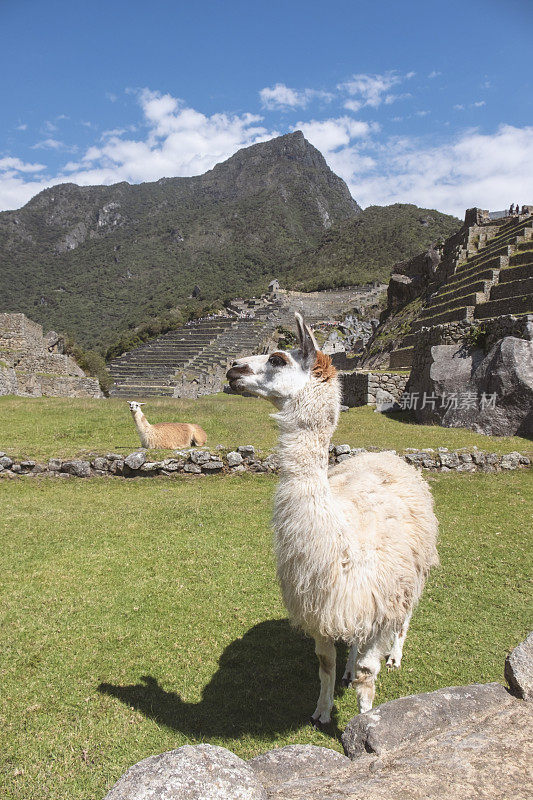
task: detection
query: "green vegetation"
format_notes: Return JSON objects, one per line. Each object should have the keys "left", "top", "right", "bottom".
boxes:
{"left": 0, "top": 395, "right": 531, "bottom": 462}
{"left": 0, "top": 470, "right": 530, "bottom": 799}
{"left": 0, "top": 133, "right": 459, "bottom": 354}
{"left": 287, "top": 204, "right": 460, "bottom": 291}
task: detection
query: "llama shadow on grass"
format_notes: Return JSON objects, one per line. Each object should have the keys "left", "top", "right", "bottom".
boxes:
{"left": 98, "top": 619, "right": 348, "bottom": 741}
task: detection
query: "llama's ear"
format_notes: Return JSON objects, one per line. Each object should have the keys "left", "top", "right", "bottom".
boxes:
{"left": 295, "top": 313, "right": 317, "bottom": 364}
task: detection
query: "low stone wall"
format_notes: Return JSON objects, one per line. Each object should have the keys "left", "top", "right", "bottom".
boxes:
{"left": 0, "top": 445, "right": 529, "bottom": 480}
{"left": 340, "top": 370, "right": 409, "bottom": 406}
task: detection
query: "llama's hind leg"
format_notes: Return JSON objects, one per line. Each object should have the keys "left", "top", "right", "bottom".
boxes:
{"left": 386, "top": 610, "right": 412, "bottom": 671}
{"left": 341, "top": 642, "right": 358, "bottom": 687}
{"left": 311, "top": 634, "right": 336, "bottom": 728}
{"left": 354, "top": 636, "right": 385, "bottom": 714}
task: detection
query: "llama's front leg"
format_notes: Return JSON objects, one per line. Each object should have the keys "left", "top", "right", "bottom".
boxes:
{"left": 354, "top": 638, "right": 383, "bottom": 714}
{"left": 311, "top": 634, "right": 336, "bottom": 728}
{"left": 386, "top": 610, "right": 412, "bottom": 671}
{"left": 341, "top": 642, "right": 358, "bottom": 687}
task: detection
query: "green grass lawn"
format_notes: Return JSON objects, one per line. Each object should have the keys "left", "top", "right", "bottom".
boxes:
{"left": 1, "top": 471, "right": 531, "bottom": 799}
{"left": 1, "top": 394, "right": 531, "bottom": 461}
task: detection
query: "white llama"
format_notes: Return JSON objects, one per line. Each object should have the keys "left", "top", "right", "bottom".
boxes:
{"left": 226, "top": 314, "right": 438, "bottom": 726}
{"left": 128, "top": 402, "right": 207, "bottom": 448}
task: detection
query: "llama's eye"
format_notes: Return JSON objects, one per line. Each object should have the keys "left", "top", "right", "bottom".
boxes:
{"left": 268, "top": 354, "right": 286, "bottom": 367}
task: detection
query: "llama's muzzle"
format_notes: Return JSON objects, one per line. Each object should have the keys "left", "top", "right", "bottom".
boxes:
{"left": 226, "top": 363, "right": 253, "bottom": 391}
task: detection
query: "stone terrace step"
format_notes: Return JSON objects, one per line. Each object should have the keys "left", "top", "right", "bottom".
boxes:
{"left": 474, "top": 295, "right": 533, "bottom": 320}
{"left": 411, "top": 305, "right": 473, "bottom": 331}
{"left": 428, "top": 279, "right": 491, "bottom": 308}
{"left": 489, "top": 277, "right": 533, "bottom": 302}
{"left": 419, "top": 291, "right": 483, "bottom": 318}
{"left": 389, "top": 347, "right": 414, "bottom": 369}
{"left": 498, "top": 263, "right": 533, "bottom": 283}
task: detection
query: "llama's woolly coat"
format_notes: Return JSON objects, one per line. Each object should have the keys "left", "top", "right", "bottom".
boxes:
{"left": 131, "top": 408, "right": 207, "bottom": 449}
{"left": 273, "top": 362, "right": 438, "bottom": 645}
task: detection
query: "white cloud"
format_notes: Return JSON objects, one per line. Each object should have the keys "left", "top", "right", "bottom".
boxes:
{"left": 259, "top": 83, "right": 332, "bottom": 110}
{"left": 293, "top": 117, "right": 377, "bottom": 154}
{"left": 454, "top": 101, "right": 486, "bottom": 111}
{"left": 331, "top": 124, "right": 533, "bottom": 217}
{"left": 344, "top": 99, "right": 362, "bottom": 113}
{"left": 31, "top": 138, "right": 69, "bottom": 150}
{"left": 16, "top": 123, "right": 28, "bottom": 131}
{"left": 428, "top": 71, "right": 441, "bottom": 79}
{"left": 339, "top": 72, "right": 413, "bottom": 109}
{"left": 0, "top": 157, "right": 46, "bottom": 173}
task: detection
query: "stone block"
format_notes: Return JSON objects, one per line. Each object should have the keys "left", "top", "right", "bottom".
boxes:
{"left": 103, "top": 744, "right": 266, "bottom": 800}
{"left": 227, "top": 451, "right": 244, "bottom": 467}
{"left": 342, "top": 682, "right": 514, "bottom": 759}
{"left": 505, "top": 632, "right": 533, "bottom": 700}
{"left": 60, "top": 460, "right": 91, "bottom": 478}
{"left": 124, "top": 452, "right": 146, "bottom": 471}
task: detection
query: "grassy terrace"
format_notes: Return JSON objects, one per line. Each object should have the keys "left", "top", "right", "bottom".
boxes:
{"left": 1, "top": 471, "right": 531, "bottom": 799}
{"left": 1, "top": 394, "right": 531, "bottom": 461}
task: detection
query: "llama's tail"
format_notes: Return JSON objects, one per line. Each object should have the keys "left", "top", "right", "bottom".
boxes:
{"left": 191, "top": 424, "right": 207, "bottom": 446}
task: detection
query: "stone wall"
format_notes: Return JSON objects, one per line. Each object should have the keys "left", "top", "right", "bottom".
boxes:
{"left": 0, "top": 312, "right": 102, "bottom": 398}
{"left": 340, "top": 371, "right": 410, "bottom": 406}
{"left": 0, "top": 445, "right": 529, "bottom": 480}
{"left": 409, "top": 314, "right": 533, "bottom": 381}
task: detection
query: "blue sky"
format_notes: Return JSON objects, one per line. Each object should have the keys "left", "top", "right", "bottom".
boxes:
{"left": 1, "top": 0, "right": 531, "bottom": 215}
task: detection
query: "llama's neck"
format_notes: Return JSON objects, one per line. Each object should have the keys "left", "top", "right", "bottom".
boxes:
{"left": 273, "top": 378, "right": 346, "bottom": 578}
{"left": 274, "top": 377, "right": 340, "bottom": 516}
{"left": 132, "top": 410, "right": 151, "bottom": 446}
{"left": 275, "top": 377, "right": 340, "bottom": 480}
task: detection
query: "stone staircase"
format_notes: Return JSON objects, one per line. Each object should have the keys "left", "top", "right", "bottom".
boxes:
{"left": 389, "top": 215, "right": 533, "bottom": 368}
{"left": 109, "top": 285, "right": 386, "bottom": 398}
{"left": 109, "top": 318, "right": 236, "bottom": 397}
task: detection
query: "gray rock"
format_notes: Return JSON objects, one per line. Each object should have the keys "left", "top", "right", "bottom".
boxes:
{"left": 336, "top": 453, "right": 353, "bottom": 463}
{"left": 342, "top": 682, "right": 514, "bottom": 759}
{"left": 20, "top": 460, "right": 36, "bottom": 468}
{"left": 183, "top": 462, "right": 202, "bottom": 474}
{"left": 109, "top": 459, "right": 124, "bottom": 475}
{"left": 439, "top": 451, "right": 460, "bottom": 468}
{"left": 104, "top": 743, "right": 267, "bottom": 800}
{"left": 202, "top": 460, "right": 224, "bottom": 473}
{"left": 374, "top": 389, "right": 400, "bottom": 412}
{"left": 124, "top": 452, "right": 146, "bottom": 471}
{"left": 262, "top": 453, "right": 280, "bottom": 471}
{"left": 237, "top": 445, "right": 255, "bottom": 455}
{"left": 335, "top": 444, "right": 351, "bottom": 455}
{"left": 61, "top": 460, "right": 91, "bottom": 478}
{"left": 248, "top": 745, "right": 350, "bottom": 796}
{"left": 0, "top": 455, "right": 13, "bottom": 469}
{"left": 227, "top": 451, "right": 244, "bottom": 467}
{"left": 189, "top": 449, "right": 211, "bottom": 464}
{"left": 500, "top": 452, "right": 521, "bottom": 470}
{"left": 505, "top": 632, "right": 533, "bottom": 700}
{"left": 92, "top": 457, "right": 108, "bottom": 471}
{"left": 409, "top": 337, "right": 533, "bottom": 436}
{"left": 105, "top": 453, "right": 123, "bottom": 461}
{"left": 160, "top": 459, "right": 183, "bottom": 472}
{"left": 140, "top": 461, "right": 161, "bottom": 473}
